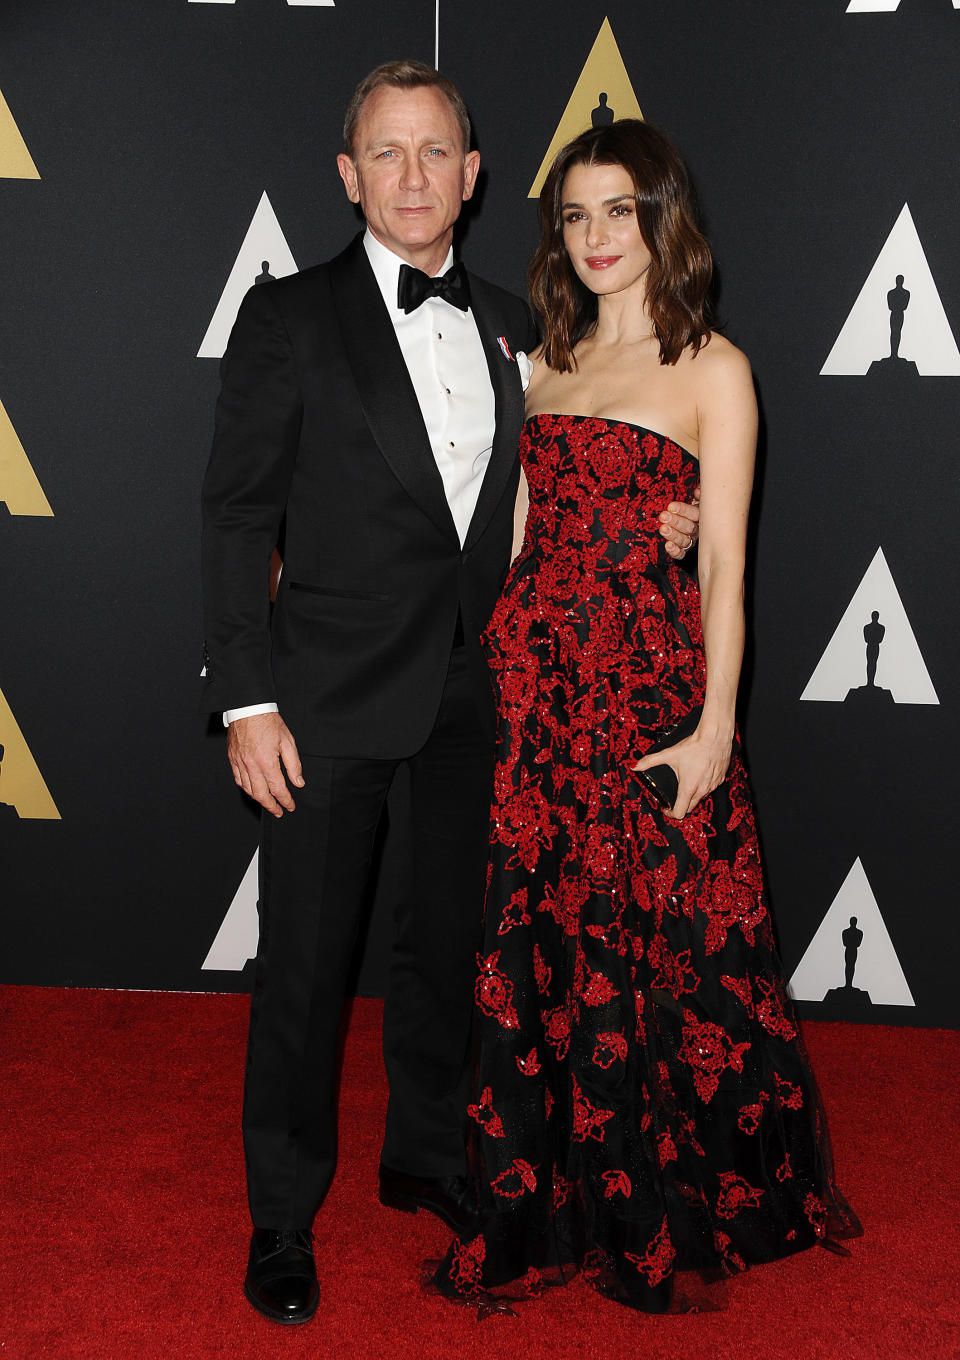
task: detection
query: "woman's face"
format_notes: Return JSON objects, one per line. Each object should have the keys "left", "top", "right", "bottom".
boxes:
{"left": 560, "top": 161, "right": 652, "bottom": 302}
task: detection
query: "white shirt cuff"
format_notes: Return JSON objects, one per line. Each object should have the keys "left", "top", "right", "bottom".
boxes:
{"left": 223, "top": 702, "right": 279, "bottom": 728}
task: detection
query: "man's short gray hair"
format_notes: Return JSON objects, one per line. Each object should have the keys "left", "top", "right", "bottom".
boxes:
{"left": 343, "top": 60, "right": 472, "bottom": 158}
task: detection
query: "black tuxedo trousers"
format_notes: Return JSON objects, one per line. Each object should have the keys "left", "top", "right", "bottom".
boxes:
{"left": 243, "top": 647, "right": 493, "bottom": 1227}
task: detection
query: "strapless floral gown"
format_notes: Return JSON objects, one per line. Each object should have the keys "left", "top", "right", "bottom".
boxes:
{"left": 434, "top": 414, "right": 859, "bottom": 1312}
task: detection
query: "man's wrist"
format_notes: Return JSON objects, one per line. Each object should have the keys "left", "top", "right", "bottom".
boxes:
{"left": 223, "top": 702, "right": 279, "bottom": 728}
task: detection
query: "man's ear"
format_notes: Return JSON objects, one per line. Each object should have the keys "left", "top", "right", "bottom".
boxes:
{"left": 337, "top": 153, "right": 360, "bottom": 204}
{"left": 462, "top": 150, "right": 481, "bottom": 202}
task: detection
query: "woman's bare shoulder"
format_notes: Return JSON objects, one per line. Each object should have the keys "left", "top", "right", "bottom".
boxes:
{"left": 688, "top": 331, "right": 752, "bottom": 380}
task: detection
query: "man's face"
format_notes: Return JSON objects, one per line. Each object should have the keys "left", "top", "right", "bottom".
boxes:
{"left": 337, "top": 84, "right": 480, "bottom": 274}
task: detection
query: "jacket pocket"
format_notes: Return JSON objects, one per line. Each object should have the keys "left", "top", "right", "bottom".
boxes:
{"left": 287, "top": 581, "right": 393, "bottom": 602}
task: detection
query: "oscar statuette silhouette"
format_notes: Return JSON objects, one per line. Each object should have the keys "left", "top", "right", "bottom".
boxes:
{"left": 0, "top": 743, "right": 21, "bottom": 822}
{"left": 844, "top": 610, "right": 895, "bottom": 709}
{"left": 867, "top": 275, "right": 919, "bottom": 378}
{"left": 822, "top": 916, "right": 872, "bottom": 1011}
{"left": 591, "top": 93, "right": 614, "bottom": 127}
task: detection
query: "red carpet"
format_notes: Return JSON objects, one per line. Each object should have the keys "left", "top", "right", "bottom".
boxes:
{"left": 0, "top": 986, "right": 957, "bottom": 1360}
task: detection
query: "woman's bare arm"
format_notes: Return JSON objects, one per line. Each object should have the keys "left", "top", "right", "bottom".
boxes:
{"left": 511, "top": 468, "right": 530, "bottom": 563}
{"left": 634, "top": 340, "right": 757, "bottom": 818}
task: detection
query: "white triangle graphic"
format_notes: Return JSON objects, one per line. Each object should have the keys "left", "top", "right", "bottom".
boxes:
{"left": 202, "top": 847, "right": 259, "bottom": 970}
{"left": 789, "top": 858, "right": 915, "bottom": 1006}
{"left": 801, "top": 547, "right": 939, "bottom": 704}
{"left": 197, "top": 191, "right": 298, "bottom": 359}
{"left": 821, "top": 204, "right": 960, "bottom": 376}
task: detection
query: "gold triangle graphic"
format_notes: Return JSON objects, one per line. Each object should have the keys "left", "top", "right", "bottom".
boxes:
{"left": 0, "top": 687, "right": 60, "bottom": 819}
{"left": 0, "top": 89, "right": 39, "bottom": 180}
{"left": 0, "top": 397, "right": 52, "bottom": 516}
{"left": 529, "top": 18, "right": 643, "bottom": 199}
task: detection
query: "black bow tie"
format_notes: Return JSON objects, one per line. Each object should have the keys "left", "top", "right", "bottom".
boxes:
{"left": 397, "top": 261, "right": 471, "bottom": 314}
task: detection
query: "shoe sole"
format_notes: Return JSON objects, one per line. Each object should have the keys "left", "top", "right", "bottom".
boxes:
{"left": 243, "top": 1280, "right": 319, "bottom": 1325}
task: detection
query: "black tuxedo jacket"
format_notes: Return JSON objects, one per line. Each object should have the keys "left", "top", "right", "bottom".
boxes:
{"left": 201, "top": 234, "right": 538, "bottom": 758}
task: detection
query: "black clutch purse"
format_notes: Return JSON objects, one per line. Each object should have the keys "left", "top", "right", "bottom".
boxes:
{"left": 633, "top": 705, "right": 703, "bottom": 808}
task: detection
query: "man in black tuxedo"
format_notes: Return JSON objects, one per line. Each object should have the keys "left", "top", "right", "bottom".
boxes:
{"left": 201, "top": 61, "right": 698, "bottom": 1325}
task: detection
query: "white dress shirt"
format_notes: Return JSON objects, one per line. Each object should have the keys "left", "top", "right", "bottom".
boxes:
{"left": 224, "top": 230, "right": 496, "bottom": 726}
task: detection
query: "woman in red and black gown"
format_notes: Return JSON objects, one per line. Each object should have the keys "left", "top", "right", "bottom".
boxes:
{"left": 434, "top": 120, "right": 859, "bottom": 1312}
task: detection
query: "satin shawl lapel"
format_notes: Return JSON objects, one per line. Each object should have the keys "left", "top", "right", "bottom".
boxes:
{"left": 463, "top": 280, "right": 525, "bottom": 553}
{"left": 330, "top": 237, "right": 459, "bottom": 546}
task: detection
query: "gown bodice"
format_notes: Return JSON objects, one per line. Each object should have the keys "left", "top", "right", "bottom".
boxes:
{"left": 516, "top": 413, "right": 700, "bottom": 579}
{"left": 487, "top": 414, "right": 706, "bottom": 765}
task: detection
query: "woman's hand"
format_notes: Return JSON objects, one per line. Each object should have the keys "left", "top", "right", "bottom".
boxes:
{"left": 633, "top": 727, "right": 732, "bottom": 819}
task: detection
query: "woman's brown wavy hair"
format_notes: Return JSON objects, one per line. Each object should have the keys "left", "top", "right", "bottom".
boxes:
{"left": 528, "top": 119, "right": 714, "bottom": 371}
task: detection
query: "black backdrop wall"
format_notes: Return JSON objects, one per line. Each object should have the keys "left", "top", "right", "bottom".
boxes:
{"left": 2, "top": 2, "right": 957, "bottom": 1028}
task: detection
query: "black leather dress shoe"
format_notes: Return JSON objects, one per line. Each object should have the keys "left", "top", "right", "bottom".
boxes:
{"left": 243, "top": 1228, "right": 319, "bottom": 1325}
{"left": 378, "top": 1165, "right": 476, "bottom": 1234}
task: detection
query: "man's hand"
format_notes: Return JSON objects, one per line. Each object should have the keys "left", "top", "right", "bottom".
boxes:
{"left": 227, "top": 712, "right": 304, "bottom": 817}
{"left": 659, "top": 484, "right": 701, "bottom": 559}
